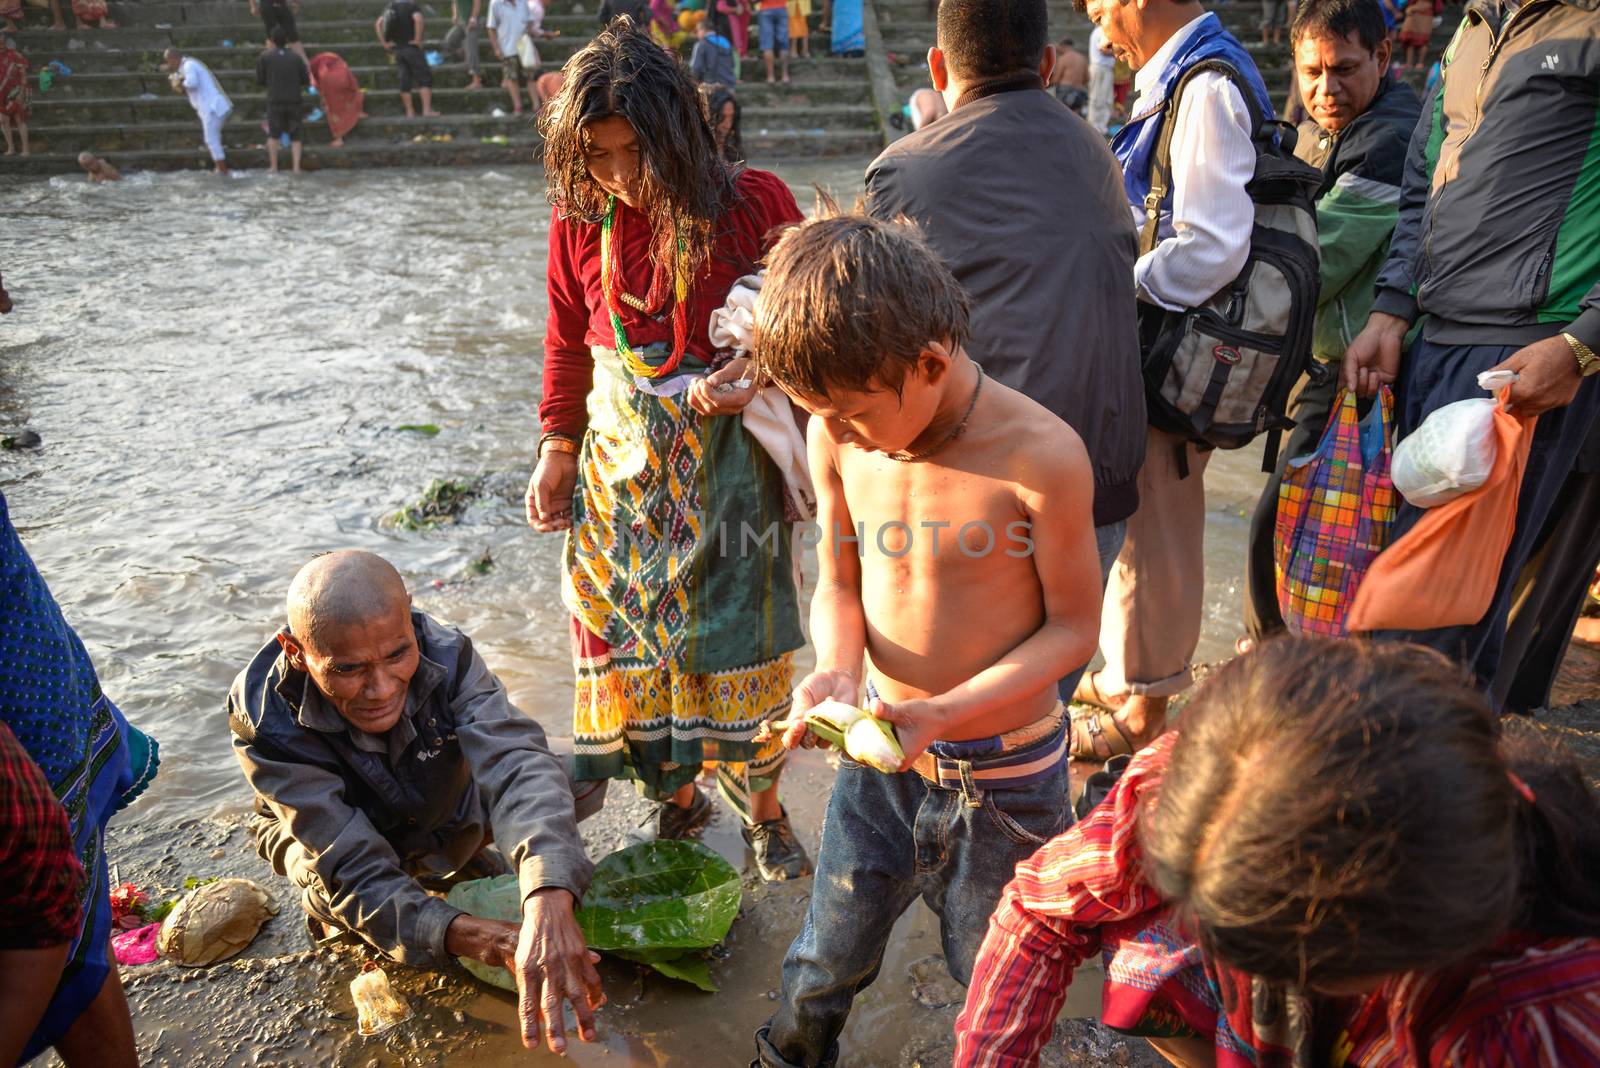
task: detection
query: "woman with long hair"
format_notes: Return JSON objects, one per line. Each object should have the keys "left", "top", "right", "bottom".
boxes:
{"left": 529, "top": 24, "right": 809, "bottom": 881}
{"left": 956, "top": 638, "right": 1600, "bottom": 1067}
{"left": 707, "top": 86, "right": 743, "bottom": 164}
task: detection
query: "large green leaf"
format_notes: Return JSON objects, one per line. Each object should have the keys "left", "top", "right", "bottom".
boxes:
{"left": 444, "top": 842, "right": 741, "bottom": 991}
{"left": 576, "top": 841, "right": 741, "bottom": 955}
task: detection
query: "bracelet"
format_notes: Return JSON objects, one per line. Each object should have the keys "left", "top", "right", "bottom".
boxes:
{"left": 538, "top": 433, "right": 580, "bottom": 458}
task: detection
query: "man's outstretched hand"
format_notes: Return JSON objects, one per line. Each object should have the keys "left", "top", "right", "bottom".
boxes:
{"left": 444, "top": 888, "right": 604, "bottom": 1056}
{"left": 514, "top": 888, "right": 604, "bottom": 1055}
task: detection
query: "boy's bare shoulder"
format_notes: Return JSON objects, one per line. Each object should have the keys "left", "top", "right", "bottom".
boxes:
{"left": 982, "top": 376, "right": 1091, "bottom": 485}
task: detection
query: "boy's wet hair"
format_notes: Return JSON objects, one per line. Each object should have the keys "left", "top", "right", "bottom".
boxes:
{"left": 1144, "top": 638, "right": 1600, "bottom": 987}
{"left": 270, "top": 24, "right": 289, "bottom": 47}
{"left": 753, "top": 204, "right": 970, "bottom": 400}
{"left": 539, "top": 19, "right": 736, "bottom": 280}
{"left": 936, "top": 0, "right": 1049, "bottom": 80}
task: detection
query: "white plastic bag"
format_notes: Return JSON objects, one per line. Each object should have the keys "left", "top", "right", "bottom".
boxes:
{"left": 1390, "top": 369, "right": 1518, "bottom": 508}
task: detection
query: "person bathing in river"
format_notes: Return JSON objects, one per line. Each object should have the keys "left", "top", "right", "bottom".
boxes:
{"left": 955, "top": 639, "right": 1600, "bottom": 1067}
{"left": 528, "top": 23, "right": 813, "bottom": 882}
{"left": 78, "top": 151, "right": 121, "bottom": 182}
{"left": 228, "top": 550, "right": 606, "bottom": 1057}
{"left": 750, "top": 211, "right": 1103, "bottom": 1067}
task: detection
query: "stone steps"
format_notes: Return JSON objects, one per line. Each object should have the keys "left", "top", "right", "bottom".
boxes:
{"left": 30, "top": 93, "right": 874, "bottom": 128}
{"left": 48, "top": 67, "right": 872, "bottom": 104}
{"left": 3, "top": 0, "right": 881, "bottom": 174}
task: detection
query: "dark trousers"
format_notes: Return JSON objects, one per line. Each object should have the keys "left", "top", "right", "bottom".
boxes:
{"left": 1490, "top": 420, "right": 1600, "bottom": 712}
{"left": 1375, "top": 335, "right": 1600, "bottom": 691}
{"left": 755, "top": 746, "right": 1071, "bottom": 1067}
{"left": 1243, "top": 359, "right": 1340, "bottom": 640}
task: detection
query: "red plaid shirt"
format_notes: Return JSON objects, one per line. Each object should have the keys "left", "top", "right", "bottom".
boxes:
{"left": 0, "top": 718, "right": 85, "bottom": 949}
{"left": 955, "top": 732, "right": 1600, "bottom": 1068}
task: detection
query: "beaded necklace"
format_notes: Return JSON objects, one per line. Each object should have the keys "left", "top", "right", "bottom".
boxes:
{"left": 599, "top": 195, "right": 691, "bottom": 379}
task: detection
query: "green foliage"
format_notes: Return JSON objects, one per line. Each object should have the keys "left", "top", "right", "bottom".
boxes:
{"left": 389, "top": 478, "right": 481, "bottom": 531}
{"left": 445, "top": 842, "right": 741, "bottom": 992}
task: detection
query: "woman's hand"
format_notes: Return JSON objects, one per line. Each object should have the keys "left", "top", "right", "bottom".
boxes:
{"left": 526, "top": 451, "right": 578, "bottom": 532}
{"left": 687, "top": 358, "right": 759, "bottom": 417}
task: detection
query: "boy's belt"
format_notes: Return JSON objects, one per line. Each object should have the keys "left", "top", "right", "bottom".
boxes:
{"left": 909, "top": 703, "right": 1067, "bottom": 795}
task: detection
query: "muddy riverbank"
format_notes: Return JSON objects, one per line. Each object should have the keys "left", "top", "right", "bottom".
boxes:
{"left": 6, "top": 159, "right": 1599, "bottom": 1067}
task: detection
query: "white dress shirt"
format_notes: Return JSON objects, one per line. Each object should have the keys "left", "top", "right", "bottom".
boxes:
{"left": 179, "top": 57, "right": 232, "bottom": 119}
{"left": 1129, "top": 13, "right": 1257, "bottom": 311}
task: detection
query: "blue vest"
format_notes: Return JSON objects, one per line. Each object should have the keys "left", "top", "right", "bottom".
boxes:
{"left": 1111, "top": 14, "right": 1273, "bottom": 225}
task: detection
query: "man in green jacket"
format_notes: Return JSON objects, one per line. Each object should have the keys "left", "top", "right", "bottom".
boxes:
{"left": 1244, "top": 0, "right": 1420, "bottom": 642}
{"left": 1343, "top": 0, "right": 1600, "bottom": 688}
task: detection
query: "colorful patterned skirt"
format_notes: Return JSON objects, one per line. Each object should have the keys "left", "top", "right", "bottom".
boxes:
{"left": 565, "top": 347, "right": 804, "bottom": 813}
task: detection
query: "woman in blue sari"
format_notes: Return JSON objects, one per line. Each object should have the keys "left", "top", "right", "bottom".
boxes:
{"left": 0, "top": 491, "right": 158, "bottom": 1066}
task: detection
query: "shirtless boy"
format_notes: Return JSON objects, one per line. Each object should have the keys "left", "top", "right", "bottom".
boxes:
{"left": 749, "top": 212, "right": 1102, "bottom": 1068}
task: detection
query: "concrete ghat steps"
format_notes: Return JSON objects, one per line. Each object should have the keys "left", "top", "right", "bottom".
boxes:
{"left": 49, "top": 69, "right": 873, "bottom": 105}
{"left": 1, "top": 126, "right": 883, "bottom": 174}
{"left": 27, "top": 103, "right": 875, "bottom": 154}
{"left": 3, "top": 0, "right": 879, "bottom": 173}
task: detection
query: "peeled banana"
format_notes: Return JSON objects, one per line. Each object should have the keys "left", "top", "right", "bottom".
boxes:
{"left": 786, "top": 699, "right": 905, "bottom": 773}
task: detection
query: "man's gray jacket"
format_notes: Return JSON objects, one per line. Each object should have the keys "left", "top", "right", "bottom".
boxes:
{"left": 865, "top": 83, "right": 1147, "bottom": 528}
{"left": 228, "top": 610, "right": 593, "bottom": 966}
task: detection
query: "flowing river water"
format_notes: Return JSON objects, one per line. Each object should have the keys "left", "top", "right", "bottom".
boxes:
{"left": 0, "top": 161, "right": 1267, "bottom": 1067}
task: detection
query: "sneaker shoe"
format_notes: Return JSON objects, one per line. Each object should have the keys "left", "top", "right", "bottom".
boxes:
{"left": 626, "top": 786, "right": 714, "bottom": 846}
{"left": 742, "top": 808, "right": 813, "bottom": 882}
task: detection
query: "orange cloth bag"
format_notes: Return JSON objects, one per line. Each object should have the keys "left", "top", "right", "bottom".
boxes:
{"left": 1346, "top": 395, "right": 1536, "bottom": 633}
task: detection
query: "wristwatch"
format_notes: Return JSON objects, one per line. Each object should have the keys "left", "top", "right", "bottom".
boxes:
{"left": 1563, "top": 331, "right": 1600, "bottom": 377}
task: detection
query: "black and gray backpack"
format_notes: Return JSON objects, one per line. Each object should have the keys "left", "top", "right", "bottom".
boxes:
{"left": 1136, "top": 59, "right": 1324, "bottom": 471}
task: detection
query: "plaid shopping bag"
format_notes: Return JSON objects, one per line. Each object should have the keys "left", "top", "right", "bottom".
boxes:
{"left": 1274, "top": 387, "right": 1396, "bottom": 637}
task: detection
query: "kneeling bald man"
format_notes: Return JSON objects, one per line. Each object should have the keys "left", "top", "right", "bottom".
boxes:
{"left": 229, "top": 550, "right": 604, "bottom": 1055}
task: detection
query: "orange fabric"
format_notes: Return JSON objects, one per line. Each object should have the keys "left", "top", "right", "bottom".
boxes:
{"left": 1347, "top": 395, "right": 1535, "bottom": 633}
{"left": 308, "top": 52, "right": 365, "bottom": 142}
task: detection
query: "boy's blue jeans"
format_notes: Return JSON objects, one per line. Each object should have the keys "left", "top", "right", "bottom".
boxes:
{"left": 754, "top": 740, "right": 1071, "bottom": 1067}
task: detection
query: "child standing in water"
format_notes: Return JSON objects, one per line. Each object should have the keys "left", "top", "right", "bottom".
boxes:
{"left": 751, "top": 212, "right": 1103, "bottom": 1067}
{"left": 957, "top": 639, "right": 1600, "bottom": 1066}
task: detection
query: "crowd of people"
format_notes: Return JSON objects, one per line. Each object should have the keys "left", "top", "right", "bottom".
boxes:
{"left": 6, "top": 0, "right": 1600, "bottom": 1064}
{"left": 0, "top": 0, "right": 873, "bottom": 168}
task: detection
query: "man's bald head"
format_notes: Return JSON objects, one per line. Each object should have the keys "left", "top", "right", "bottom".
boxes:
{"left": 287, "top": 551, "right": 411, "bottom": 652}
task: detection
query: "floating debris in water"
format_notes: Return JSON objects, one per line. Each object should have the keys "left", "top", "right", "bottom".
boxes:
{"left": 2, "top": 429, "right": 41, "bottom": 450}
{"left": 393, "top": 423, "right": 441, "bottom": 437}
{"left": 388, "top": 477, "right": 482, "bottom": 531}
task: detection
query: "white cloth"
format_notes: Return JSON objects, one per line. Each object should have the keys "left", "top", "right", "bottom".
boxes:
{"left": 487, "top": 0, "right": 529, "bottom": 59}
{"left": 1089, "top": 26, "right": 1115, "bottom": 68}
{"left": 518, "top": 0, "right": 544, "bottom": 66}
{"left": 708, "top": 273, "right": 817, "bottom": 522}
{"left": 179, "top": 57, "right": 232, "bottom": 119}
{"left": 1128, "top": 14, "right": 1256, "bottom": 312}
{"left": 1088, "top": 62, "right": 1113, "bottom": 133}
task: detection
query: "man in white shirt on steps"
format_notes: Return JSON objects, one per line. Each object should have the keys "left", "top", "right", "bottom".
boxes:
{"left": 163, "top": 47, "right": 234, "bottom": 175}
{"left": 1069, "top": 0, "right": 1269, "bottom": 762}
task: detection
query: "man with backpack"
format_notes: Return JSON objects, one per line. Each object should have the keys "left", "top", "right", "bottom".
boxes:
{"left": 1072, "top": 0, "right": 1307, "bottom": 758}
{"left": 1241, "top": 0, "right": 1419, "bottom": 643}
{"left": 375, "top": 0, "right": 440, "bottom": 118}
{"left": 1341, "top": 0, "right": 1600, "bottom": 689}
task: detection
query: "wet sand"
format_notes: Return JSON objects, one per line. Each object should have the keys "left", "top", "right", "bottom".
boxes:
{"left": 5, "top": 159, "right": 1599, "bottom": 1067}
